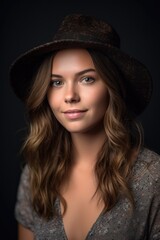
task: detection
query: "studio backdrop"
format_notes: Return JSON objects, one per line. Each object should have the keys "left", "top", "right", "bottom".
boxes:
{"left": 1, "top": 0, "right": 160, "bottom": 239}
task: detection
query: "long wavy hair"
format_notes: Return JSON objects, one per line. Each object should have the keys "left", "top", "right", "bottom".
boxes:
{"left": 22, "top": 49, "right": 143, "bottom": 219}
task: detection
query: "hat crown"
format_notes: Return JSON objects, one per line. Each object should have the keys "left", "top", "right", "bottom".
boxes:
{"left": 53, "top": 14, "right": 120, "bottom": 48}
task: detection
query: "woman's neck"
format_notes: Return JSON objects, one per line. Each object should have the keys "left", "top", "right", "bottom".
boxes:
{"left": 71, "top": 127, "right": 107, "bottom": 168}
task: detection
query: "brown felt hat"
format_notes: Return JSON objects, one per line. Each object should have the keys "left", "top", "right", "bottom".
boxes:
{"left": 9, "top": 13, "right": 152, "bottom": 115}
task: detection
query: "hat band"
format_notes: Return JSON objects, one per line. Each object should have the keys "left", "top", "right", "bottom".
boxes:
{"left": 53, "top": 32, "right": 120, "bottom": 48}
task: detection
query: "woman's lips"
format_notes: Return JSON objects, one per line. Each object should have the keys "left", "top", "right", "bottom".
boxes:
{"left": 63, "top": 109, "right": 88, "bottom": 120}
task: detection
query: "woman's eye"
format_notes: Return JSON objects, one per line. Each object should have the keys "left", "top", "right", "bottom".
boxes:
{"left": 81, "top": 76, "right": 95, "bottom": 84}
{"left": 50, "top": 80, "right": 63, "bottom": 87}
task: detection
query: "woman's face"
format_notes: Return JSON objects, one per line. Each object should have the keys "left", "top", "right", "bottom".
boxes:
{"left": 47, "top": 48, "right": 109, "bottom": 134}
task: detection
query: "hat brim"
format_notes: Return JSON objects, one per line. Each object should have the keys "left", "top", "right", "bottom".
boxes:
{"left": 9, "top": 39, "right": 152, "bottom": 115}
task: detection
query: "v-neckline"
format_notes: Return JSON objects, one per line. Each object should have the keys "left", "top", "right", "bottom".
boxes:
{"left": 57, "top": 197, "right": 104, "bottom": 240}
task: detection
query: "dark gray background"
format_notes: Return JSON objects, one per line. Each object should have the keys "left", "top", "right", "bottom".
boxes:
{"left": 1, "top": 0, "right": 160, "bottom": 239}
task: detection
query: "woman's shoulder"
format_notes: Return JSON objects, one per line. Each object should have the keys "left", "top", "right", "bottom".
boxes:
{"left": 19, "top": 164, "right": 30, "bottom": 186}
{"left": 15, "top": 164, "right": 34, "bottom": 231}
{"left": 138, "top": 147, "right": 160, "bottom": 162}
{"left": 131, "top": 147, "right": 160, "bottom": 190}
{"left": 136, "top": 147, "right": 160, "bottom": 172}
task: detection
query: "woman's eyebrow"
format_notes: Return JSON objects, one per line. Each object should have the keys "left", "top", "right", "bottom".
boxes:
{"left": 51, "top": 73, "right": 63, "bottom": 78}
{"left": 75, "top": 68, "right": 96, "bottom": 77}
{"left": 51, "top": 68, "right": 96, "bottom": 78}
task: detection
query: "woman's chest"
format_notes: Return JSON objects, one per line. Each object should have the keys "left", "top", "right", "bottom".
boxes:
{"left": 33, "top": 195, "right": 149, "bottom": 240}
{"left": 59, "top": 169, "right": 104, "bottom": 239}
{"left": 61, "top": 187, "right": 104, "bottom": 240}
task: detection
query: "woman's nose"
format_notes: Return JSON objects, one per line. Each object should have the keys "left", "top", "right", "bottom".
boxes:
{"left": 64, "top": 83, "right": 80, "bottom": 103}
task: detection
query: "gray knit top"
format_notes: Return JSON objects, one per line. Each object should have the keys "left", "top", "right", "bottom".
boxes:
{"left": 15, "top": 148, "right": 160, "bottom": 239}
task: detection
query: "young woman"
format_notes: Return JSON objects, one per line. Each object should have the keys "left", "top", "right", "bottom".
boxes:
{"left": 10, "top": 14, "right": 160, "bottom": 240}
